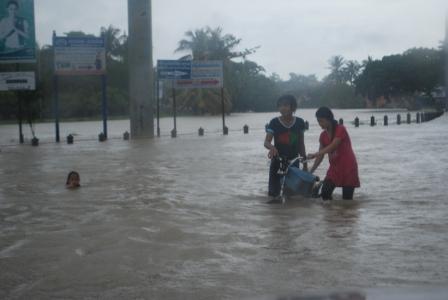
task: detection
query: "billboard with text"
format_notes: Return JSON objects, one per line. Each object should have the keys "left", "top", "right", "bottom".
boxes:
{"left": 54, "top": 36, "right": 106, "bottom": 76}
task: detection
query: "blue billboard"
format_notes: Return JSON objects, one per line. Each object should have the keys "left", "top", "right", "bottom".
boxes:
{"left": 0, "top": 0, "right": 36, "bottom": 63}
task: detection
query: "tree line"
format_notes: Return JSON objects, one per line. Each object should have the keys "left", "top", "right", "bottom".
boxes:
{"left": 0, "top": 25, "right": 445, "bottom": 121}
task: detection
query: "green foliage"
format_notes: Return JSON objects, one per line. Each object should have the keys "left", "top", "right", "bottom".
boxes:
{"left": 175, "top": 26, "right": 258, "bottom": 61}
{"left": 1, "top": 25, "right": 443, "bottom": 123}
{"left": 355, "top": 48, "right": 444, "bottom": 105}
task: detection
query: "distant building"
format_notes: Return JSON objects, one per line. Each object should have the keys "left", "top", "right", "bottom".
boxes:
{"left": 431, "top": 86, "right": 447, "bottom": 110}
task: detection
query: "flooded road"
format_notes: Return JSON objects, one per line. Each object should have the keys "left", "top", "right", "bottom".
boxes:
{"left": 1, "top": 110, "right": 448, "bottom": 299}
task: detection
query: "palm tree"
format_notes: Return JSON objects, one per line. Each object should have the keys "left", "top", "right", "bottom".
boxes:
{"left": 343, "top": 60, "right": 361, "bottom": 86}
{"left": 100, "top": 25, "right": 127, "bottom": 61}
{"left": 175, "top": 26, "right": 256, "bottom": 61}
{"left": 327, "top": 55, "right": 345, "bottom": 83}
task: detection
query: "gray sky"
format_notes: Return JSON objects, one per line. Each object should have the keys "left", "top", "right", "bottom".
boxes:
{"left": 35, "top": 0, "right": 447, "bottom": 79}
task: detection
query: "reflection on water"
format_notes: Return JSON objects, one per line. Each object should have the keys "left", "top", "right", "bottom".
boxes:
{"left": 0, "top": 110, "right": 447, "bottom": 299}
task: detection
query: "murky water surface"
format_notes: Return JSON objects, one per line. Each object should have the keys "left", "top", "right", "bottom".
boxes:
{"left": 1, "top": 110, "right": 447, "bottom": 299}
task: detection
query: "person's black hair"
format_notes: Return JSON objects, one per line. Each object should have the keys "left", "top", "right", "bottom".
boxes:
{"left": 7, "top": 1, "right": 19, "bottom": 8}
{"left": 277, "top": 94, "right": 297, "bottom": 111}
{"left": 315, "top": 106, "right": 338, "bottom": 140}
{"left": 66, "top": 171, "right": 80, "bottom": 185}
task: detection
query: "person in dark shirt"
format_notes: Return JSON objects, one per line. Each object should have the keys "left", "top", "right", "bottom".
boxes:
{"left": 264, "top": 94, "right": 307, "bottom": 203}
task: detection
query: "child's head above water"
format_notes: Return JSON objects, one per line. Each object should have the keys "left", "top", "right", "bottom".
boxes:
{"left": 66, "top": 171, "right": 80, "bottom": 188}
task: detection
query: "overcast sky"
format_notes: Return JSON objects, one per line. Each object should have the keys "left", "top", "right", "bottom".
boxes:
{"left": 34, "top": 0, "right": 447, "bottom": 79}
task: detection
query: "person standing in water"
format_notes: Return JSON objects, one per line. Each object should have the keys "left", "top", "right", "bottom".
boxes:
{"left": 307, "top": 107, "right": 360, "bottom": 200}
{"left": 264, "top": 94, "right": 307, "bottom": 203}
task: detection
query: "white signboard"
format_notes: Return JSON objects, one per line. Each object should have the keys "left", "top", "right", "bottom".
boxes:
{"left": 54, "top": 36, "right": 106, "bottom": 76}
{"left": 0, "top": 71, "right": 35, "bottom": 90}
{"left": 173, "top": 60, "right": 223, "bottom": 89}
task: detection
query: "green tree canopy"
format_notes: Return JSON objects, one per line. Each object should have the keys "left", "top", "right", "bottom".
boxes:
{"left": 355, "top": 47, "right": 443, "bottom": 104}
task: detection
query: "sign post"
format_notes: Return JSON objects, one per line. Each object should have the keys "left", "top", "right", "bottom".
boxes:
{"left": 157, "top": 60, "right": 224, "bottom": 136}
{"left": 53, "top": 33, "right": 107, "bottom": 141}
{"left": 0, "top": 0, "right": 36, "bottom": 143}
{"left": 157, "top": 60, "right": 192, "bottom": 138}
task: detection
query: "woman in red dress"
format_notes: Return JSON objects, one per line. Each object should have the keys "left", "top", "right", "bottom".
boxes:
{"left": 307, "top": 107, "right": 360, "bottom": 200}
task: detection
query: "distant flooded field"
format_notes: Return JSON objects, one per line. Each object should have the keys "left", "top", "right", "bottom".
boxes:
{"left": 1, "top": 110, "right": 447, "bottom": 299}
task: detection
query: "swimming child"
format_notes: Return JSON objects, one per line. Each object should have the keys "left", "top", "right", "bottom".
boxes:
{"left": 66, "top": 171, "right": 80, "bottom": 188}
{"left": 307, "top": 107, "right": 360, "bottom": 200}
{"left": 264, "top": 94, "right": 307, "bottom": 203}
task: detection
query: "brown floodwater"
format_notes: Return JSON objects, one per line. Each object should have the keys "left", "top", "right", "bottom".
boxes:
{"left": 1, "top": 110, "right": 447, "bottom": 299}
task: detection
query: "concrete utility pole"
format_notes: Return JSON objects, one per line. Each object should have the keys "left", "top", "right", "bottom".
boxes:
{"left": 445, "top": 13, "right": 448, "bottom": 110}
{"left": 128, "top": 0, "right": 154, "bottom": 138}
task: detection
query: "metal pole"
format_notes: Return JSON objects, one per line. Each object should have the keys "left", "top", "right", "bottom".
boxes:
{"left": 53, "top": 75, "right": 60, "bottom": 142}
{"left": 172, "top": 87, "right": 177, "bottom": 137}
{"left": 221, "top": 87, "right": 226, "bottom": 134}
{"left": 18, "top": 94, "right": 24, "bottom": 143}
{"left": 52, "top": 31, "right": 60, "bottom": 142}
{"left": 157, "top": 79, "right": 160, "bottom": 137}
{"left": 101, "top": 75, "right": 108, "bottom": 139}
{"left": 15, "top": 63, "right": 24, "bottom": 143}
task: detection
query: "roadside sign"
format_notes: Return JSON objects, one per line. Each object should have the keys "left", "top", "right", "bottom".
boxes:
{"left": 0, "top": 71, "right": 35, "bottom": 90}
{"left": 175, "top": 60, "right": 223, "bottom": 89}
{"left": 54, "top": 36, "right": 106, "bottom": 76}
{"left": 0, "top": 0, "right": 36, "bottom": 63}
{"left": 157, "top": 60, "right": 223, "bottom": 88}
{"left": 157, "top": 60, "right": 191, "bottom": 80}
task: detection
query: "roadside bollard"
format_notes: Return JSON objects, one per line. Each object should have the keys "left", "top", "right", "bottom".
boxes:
{"left": 243, "top": 124, "right": 249, "bottom": 134}
{"left": 354, "top": 117, "right": 359, "bottom": 127}
{"left": 421, "top": 112, "right": 426, "bottom": 123}
{"left": 123, "top": 131, "right": 130, "bottom": 140}
{"left": 223, "top": 126, "right": 229, "bottom": 135}
{"left": 406, "top": 113, "right": 411, "bottom": 124}
{"left": 384, "top": 115, "right": 388, "bottom": 126}
{"left": 67, "top": 134, "right": 74, "bottom": 144}
{"left": 31, "top": 137, "right": 39, "bottom": 146}
{"left": 416, "top": 113, "right": 421, "bottom": 124}
{"left": 171, "top": 129, "right": 177, "bottom": 138}
{"left": 198, "top": 127, "right": 204, "bottom": 136}
{"left": 304, "top": 121, "right": 309, "bottom": 130}
{"left": 370, "top": 116, "right": 375, "bottom": 126}
{"left": 98, "top": 132, "right": 106, "bottom": 142}
{"left": 397, "top": 114, "right": 401, "bottom": 125}
{"left": 338, "top": 118, "right": 343, "bottom": 125}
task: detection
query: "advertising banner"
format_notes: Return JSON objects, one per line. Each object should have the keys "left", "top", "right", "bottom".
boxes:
{"left": 0, "top": 71, "right": 35, "bottom": 90}
{"left": 0, "top": 0, "right": 36, "bottom": 63}
{"left": 157, "top": 60, "right": 223, "bottom": 89}
{"left": 54, "top": 36, "right": 106, "bottom": 76}
{"left": 175, "top": 60, "right": 223, "bottom": 89}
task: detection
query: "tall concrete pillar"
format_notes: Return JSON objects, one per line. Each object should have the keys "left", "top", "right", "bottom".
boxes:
{"left": 445, "top": 13, "right": 448, "bottom": 110}
{"left": 128, "top": 0, "right": 154, "bottom": 138}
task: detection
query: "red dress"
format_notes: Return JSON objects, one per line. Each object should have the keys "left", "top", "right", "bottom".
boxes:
{"left": 319, "top": 125, "right": 360, "bottom": 187}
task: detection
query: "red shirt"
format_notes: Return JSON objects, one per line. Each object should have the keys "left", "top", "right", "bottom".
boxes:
{"left": 319, "top": 125, "right": 360, "bottom": 187}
